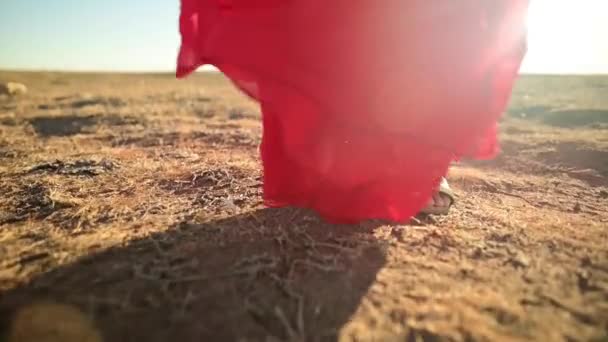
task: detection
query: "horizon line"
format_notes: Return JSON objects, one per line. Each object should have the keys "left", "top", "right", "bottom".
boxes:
{"left": 1, "top": 68, "right": 607, "bottom": 77}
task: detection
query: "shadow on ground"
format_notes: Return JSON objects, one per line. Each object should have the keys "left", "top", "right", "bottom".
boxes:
{"left": 508, "top": 106, "right": 608, "bottom": 128}
{"left": 28, "top": 114, "right": 144, "bottom": 138}
{"left": 29, "top": 115, "right": 99, "bottom": 137}
{"left": 542, "top": 109, "right": 608, "bottom": 128}
{"left": 537, "top": 142, "right": 608, "bottom": 187}
{"left": 0, "top": 208, "right": 387, "bottom": 342}
{"left": 465, "top": 139, "right": 608, "bottom": 188}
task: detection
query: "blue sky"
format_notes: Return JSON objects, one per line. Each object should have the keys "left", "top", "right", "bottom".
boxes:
{"left": 1, "top": 0, "right": 607, "bottom": 74}
{"left": 0, "top": 0, "right": 180, "bottom": 71}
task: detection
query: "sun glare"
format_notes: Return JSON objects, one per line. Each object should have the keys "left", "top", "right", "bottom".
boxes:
{"left": 523, "top": 0, "right": 608, "bottom": 74}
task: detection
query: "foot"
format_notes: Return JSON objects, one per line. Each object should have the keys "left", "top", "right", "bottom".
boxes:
{"left": 419, "top": 177, "right": 454, "bottom": 215}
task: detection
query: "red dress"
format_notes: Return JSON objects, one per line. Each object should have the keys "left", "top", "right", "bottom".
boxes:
{"left": 176, "top": 0, "right": 529, "bottom": 223}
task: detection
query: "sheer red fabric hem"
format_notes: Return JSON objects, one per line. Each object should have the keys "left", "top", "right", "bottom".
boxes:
{"left": 176, "top": 0, "right": 529, "bottom": 223}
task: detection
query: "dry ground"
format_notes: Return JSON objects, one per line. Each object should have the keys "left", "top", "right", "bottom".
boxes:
{"left": 0, "top": 71, "right": 607, "bottom": 342}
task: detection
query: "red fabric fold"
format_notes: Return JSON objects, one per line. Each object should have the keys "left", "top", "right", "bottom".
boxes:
{"left": 177, "top": 0, "right": 529, "bottom": 223}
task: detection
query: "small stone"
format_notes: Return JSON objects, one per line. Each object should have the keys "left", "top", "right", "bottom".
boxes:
{"left": 581, "top": 256, "right": 592, "bottom": 267}
{"left": 0, "top": 82, "right": 27, "bottom": 96}
{"left": 507, "top": 252, "right": 530, "bottom": 268}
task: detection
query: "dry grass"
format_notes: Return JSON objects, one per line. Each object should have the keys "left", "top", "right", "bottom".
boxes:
{"left": 0, "top": 71, "right": 607, "bottom": 341}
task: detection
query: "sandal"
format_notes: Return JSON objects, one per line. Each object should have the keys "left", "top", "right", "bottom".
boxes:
{"left": 419, "top": 177, "right": 455, "bottom": 215}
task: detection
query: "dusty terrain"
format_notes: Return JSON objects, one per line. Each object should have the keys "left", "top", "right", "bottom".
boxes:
{"left": 0, "top": 71, "right": 607, "bottom": 342}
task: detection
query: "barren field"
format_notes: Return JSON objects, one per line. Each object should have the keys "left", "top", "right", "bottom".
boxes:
{"left": 0, "top": 71, "right": 607, "bottom": 341}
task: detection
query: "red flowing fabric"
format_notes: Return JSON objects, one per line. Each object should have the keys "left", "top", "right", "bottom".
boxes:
{"left": 176, "top": 0, "right": 529, "bottom": 223}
